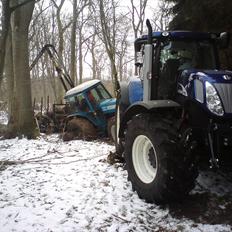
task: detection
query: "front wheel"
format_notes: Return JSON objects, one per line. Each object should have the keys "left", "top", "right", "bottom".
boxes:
{"left": 132, "top": 134, "right": 158, "bottom": 184}
{"left": 124, "top": 113, "right": 198, "bottom": 204}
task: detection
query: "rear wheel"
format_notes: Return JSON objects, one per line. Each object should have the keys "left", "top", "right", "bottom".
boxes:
{"left": 124, "top": 113, "right": 198, "bottom": 203}
{"left": 63, "top": 118, "right": 97, "bottom": 141}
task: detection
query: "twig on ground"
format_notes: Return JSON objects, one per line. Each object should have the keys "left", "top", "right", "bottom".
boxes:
{"left": 14, "top": 148, "right": 76, "bottom": 163}
{"left": 0, "top": 154, "right": 106, "bottom": 167}
{"left": 0, "top": 160, "right": 23, "bottom": 165}
{"left": 0, "top": 161, "right": 5, "bottom": 170}
{"left": 112, "top": 213, "right": 130, "bottom": 223}
{"left": 27, "top": 154, "right": 106, "bottom": 165}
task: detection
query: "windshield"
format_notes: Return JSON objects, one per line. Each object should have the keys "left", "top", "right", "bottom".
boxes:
{"left": 88, "top": 84, "right": 111, "bottom": 104}
{"left": 160, "top": 40, "right": 217, "bottom": 70}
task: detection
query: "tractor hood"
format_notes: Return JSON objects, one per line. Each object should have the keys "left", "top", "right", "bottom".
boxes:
{"left": 178, "top": 69, "right": 232, "bottom": 116}
{"left": 99, "top": 98, "right": 116, "bottom": 114}
{"left": 180, "top": 69, "right": 232, "bottom": 84}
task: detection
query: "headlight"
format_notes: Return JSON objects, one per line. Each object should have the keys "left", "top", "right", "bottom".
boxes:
{"left": 205, "top": 81, "right": 224, "bottom": 116}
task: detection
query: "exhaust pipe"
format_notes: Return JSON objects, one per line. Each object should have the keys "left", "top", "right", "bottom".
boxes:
{"left": 146, "top": 19, "right": 152, "bottom": 45}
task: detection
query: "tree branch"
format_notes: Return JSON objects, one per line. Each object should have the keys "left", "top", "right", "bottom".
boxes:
{"left": 10, "top": 0, "right": 40, "bottom": 12}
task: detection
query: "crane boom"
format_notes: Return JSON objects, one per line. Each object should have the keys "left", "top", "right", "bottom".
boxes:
{"left": 30, "top": 44, "right": 75, "bottom": 91}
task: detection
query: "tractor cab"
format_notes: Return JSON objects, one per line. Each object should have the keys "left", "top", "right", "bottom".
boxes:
{"left": 134, "top": 31, "right": 229, "bottom": 102}
{"left": 64, "top": 79, "right": 116, "bottom": 136}
{"left": 157, "top": 34, "right": 219, "bottom": 99}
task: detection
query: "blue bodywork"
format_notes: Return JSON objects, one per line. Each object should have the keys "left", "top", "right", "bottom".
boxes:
{"left": 135, "top": 31, "right": 219, "bottom": 52}
{"left": 99, "top": 98, "right": 116, "bottom": 115}
{"left": 128, "top": 68, "right": 232, "bottom": 119}
{"left": 128, "top": 79, "right": 143, "bottom": 104}
{"left": 64, "top": 81, "right": 116, "bottom": 136}
{"left": 142, "top": 31, "right": 217, "bottom": 40}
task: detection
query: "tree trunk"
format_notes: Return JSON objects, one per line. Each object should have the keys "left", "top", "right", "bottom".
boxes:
{"left": 5, "top": 29, "right": 18, "bottom": 131}
{"left": 91, "top": 46, "right": 97, "bottom": 80}
{"left": 0, "top": 0, "right": 11, "bottom": 86}
{"left": 70, "top": 0, "right": 77, "bottom": 85}
{"left": 78, "top": 29, "right": 83, "bottom": 84}
{"left": 10, "top": 0, "right": 38, "bottom": 138}
{"left": 57, "top": 13, "right": 65, "bottom": 103}
{"left": 51, "top": 0, "right": 66, "bottom": 103}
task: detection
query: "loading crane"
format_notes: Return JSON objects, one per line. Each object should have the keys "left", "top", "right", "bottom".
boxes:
{"left": 30, "top": 44, "right": 74, "bottom": 92}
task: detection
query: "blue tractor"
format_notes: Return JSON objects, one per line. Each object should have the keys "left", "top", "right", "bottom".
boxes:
{"left": 31, "top": 44, "right": 116, "bottom": 139}
{"left": 117, "top": 20, "right": 231, "bottom": 203}
{"left": 63, "top": 79, "right": 116, "bottom": 141}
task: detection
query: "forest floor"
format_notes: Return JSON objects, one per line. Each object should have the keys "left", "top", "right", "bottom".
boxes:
{"left": 0, "top": 111, "right": 232, "bottom": 232}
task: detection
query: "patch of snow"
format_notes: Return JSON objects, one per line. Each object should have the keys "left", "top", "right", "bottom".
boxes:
{"left": 0, "top": 135, "right": 231, "bottom": 232}
{"left": 194, "top": 171, "right": 232, "bottom": 196}
{"left": 0, "top": 111, "right": 8, "bottom": 125}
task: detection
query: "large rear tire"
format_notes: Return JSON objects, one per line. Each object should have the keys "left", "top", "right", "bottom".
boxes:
{"left": 63, "top": 118, "right": 97, "bottom": 141}
{"left": 124, "top": 113, "right": 198, "bottom": 204}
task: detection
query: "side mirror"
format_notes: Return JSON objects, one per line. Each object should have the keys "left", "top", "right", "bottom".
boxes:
{"left": 218, "top": 32, "right": 230, "bottom": 49}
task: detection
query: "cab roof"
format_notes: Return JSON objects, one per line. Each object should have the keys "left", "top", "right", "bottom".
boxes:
{"left": 135, "top": 31, "right": 218, "bottom": 51}
{"left": 65, "top": 79, "right": 101, "bottom": 98}
{"left": 145, "top": 31, "right": 216, "bottom": 40}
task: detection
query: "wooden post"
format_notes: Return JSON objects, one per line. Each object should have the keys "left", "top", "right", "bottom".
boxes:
{"left": 40, "top": 97, "right": 43, "bottom": 114}
{"left": 33, "top": 98, "right": 36, "bottom": 111}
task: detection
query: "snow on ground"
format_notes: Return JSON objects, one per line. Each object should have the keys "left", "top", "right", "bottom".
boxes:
{"left": 0, "top": 112, "right": 232, "bottom": 231}
{"left": 0, "top": 111, "right": 8, "bottom": 125}
{"left": 0, "top": 134, "right": 231, "bottom": 232}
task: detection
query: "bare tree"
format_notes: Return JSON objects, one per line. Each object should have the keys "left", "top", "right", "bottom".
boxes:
{"left": 77, "top": 7, "right": 92, "bottom": 84}
{"left": 0, "top": 0, "right": 11, "bottom": 86}
{"left": 29, "top": 1, "right": 59, "bottom": 105}
{"left": 94, "top": 0, "right": 119, "bottom": 89}
{"left": 115, "top": 16, "right": 131, "bottom": 81}
{"left": 85, "top": 32, "right": 104, "bottom": 80}
{"left": 130, "top": 0, "right": 148, "bottom": 38}
{"left": 6, "top": 0, "right": 38, "bottom": 138}
{"left": 129, "top": 0, "right": 148, "bottom": 75}
{"left": 70, "top": 0, "right": 89, "bottom": 85}
{"left": 151, "top": 0, "right": 173, "bottom": 31}
{"left": 51, "top": 0, "right": 72, "bottom": 102}
{"left": 70, "top": 0, "right": 77, "bottom": 85}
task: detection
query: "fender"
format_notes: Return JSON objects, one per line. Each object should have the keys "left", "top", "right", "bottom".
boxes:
{"left": 119, "top": 100, "right": 181, "bottom": 137}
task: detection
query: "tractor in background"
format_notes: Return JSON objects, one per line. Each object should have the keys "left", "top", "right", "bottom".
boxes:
{"left": 63, "top": 79, "right": 116, "bottom": 141}
{"left": 31, "top": 44, "right": 116, "bottom": 140}
{"left": 116, "top": 19, "right": 231, "bottom": 203}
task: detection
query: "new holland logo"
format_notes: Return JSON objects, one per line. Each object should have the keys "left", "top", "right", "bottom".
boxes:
{"left": 223, "top": 75, "right": 232, "bottom": 80}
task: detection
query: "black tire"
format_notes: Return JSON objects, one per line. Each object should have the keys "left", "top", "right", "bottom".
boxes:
{"left": 63, "top": 118, "right": 97, "bottom": 141}
{"left": 124, "top": 113, "right": 198, "bottom": 204}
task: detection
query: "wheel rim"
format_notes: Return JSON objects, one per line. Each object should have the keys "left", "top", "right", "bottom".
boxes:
{"left": 132, "top": 135, "right": 157, "bottom": 184}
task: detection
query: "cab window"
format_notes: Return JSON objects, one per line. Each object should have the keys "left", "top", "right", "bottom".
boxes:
{"left": 66, "top": 94, "right": 90, "bottom": 112}
{"left": 88, "top": 84, "right": 111, "bottom": 104}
